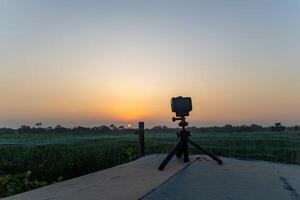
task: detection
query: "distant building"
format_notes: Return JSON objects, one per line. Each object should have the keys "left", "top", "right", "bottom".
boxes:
{"left": 271, "top": 122, "right": 286, "bottom": 132}
{"left": 35, "top": 122, "right": 42, "bottom": 127}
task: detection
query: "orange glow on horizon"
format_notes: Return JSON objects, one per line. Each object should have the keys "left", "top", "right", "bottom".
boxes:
{"left": 91, "top": 97, "right": 158, "bottom": 122}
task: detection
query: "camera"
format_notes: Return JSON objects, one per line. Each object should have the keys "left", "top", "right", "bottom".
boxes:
{"left": 159, "top": 96, "right": 222, "bottom": 170}
{"left": 171, "top": 96, "right": 192, "bottom": 117}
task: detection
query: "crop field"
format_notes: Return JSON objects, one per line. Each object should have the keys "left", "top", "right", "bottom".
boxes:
{"left": 1, "top": 131, "right": 300, "bottom": 198}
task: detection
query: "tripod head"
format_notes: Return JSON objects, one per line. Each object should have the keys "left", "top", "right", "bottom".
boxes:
{"left": 172, "top": 116, "right": 189, "bottom": 128}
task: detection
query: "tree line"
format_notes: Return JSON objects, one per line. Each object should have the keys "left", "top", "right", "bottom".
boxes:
{"left": 0, "top": 123, "right": 299, "bottom": 134}
{"left": 149, "top": 123, "right": 299, "bottom": 133}
{"left": 0, "top": 124, "right": 135, "bottom": 134}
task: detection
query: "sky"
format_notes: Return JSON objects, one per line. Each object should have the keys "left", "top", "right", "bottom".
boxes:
{"left": 0, "top": 0, "right": 300, "bottom": 128}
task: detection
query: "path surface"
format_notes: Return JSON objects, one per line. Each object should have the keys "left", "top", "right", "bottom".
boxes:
{"left": 143, "top": 157, "right": 300, "bottom": 200}
{"left": 3, "top": 155, "right": 300, "bottom": 200}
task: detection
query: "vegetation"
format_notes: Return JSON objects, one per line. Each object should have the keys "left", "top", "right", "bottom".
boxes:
{"left": 0, "top": 130, "right": 300, "bottom": 198}
{"left": 1, "top": 122, "right": 300, "bottom": 135}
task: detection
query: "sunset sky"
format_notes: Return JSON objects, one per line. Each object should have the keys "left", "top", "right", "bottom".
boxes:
{"left": 1, "top": 1, "right": 300, "bottom": 128}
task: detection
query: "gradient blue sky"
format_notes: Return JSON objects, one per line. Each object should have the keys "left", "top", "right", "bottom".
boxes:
{"left": 0, "top": 0, "right": 300, "bottom": 128}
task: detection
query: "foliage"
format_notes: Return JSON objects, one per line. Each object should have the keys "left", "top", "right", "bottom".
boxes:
{"left": 0, "top": 171, "right": 48, "bottom": 197}
{"left": 0, "top": 131, "right": 300, "bottom": 198}
{"left": 2, "top": 122, "right": 300, "bottom": 135}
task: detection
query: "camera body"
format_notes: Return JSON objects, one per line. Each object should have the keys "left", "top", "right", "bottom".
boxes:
{"left": 171, "top": 96, "right": 192, "bottom": 117}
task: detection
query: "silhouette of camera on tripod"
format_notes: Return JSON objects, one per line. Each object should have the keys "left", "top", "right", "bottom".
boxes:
{"left": 158, "top": 96, "right": 223, "bottom": 170}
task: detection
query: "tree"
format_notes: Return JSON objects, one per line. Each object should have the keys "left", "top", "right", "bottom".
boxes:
{"left": 18, "top": 125, "right": 32, "bottom": 134}
{"left": 92, "top": 126, "right": 111, "bottom": 133}
{"left": 54, "top": 125, "right": 69, "bottom": 133}
{"left": 35, "top": 122, "right": 42, "bottom": 127}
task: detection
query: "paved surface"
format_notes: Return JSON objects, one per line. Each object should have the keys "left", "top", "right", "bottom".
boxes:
{"left": 143, "top": 157, "right": 300, "bottom": 200}
{"left": 3, "top": 155, "right": 300, "bottom": 200}
{"left": 3, "top": 155, "right": 188, "bottom": 200}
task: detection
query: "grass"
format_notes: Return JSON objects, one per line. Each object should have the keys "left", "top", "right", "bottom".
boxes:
{"left": 145, "top": 132, "right": 300, "bottom": 163}
{"left": 0, "top": 131, "right": 299, "bottom": 198}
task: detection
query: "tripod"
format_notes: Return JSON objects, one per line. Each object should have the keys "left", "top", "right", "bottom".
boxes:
{"left": 158, "top": 117, "right": 223, "bottom": 170}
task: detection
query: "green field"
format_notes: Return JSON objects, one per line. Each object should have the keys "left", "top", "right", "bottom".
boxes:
{"left": 1, "top": 131, "right": 300, "bottom": 198}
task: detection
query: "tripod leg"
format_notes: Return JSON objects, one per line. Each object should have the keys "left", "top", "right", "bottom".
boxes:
{"left": 183, "top": 140, "right": 189, "bottom": 162}
{"left": 176, "top": 145, "right": 183, "bottom": 157}
{"left": 158, "top": 141, "right": 183, "bottom": 170}
{"left": 188, "top": 139, "right": 223, "bottom": 165}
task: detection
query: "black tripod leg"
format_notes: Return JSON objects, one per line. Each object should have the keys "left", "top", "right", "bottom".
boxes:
{"left": 183, "top": 140, "right": 189, "bottom": 162}
{"left": 158, "top": 141, "right": 183, "bottom": 170}
{"left": 176, "top": 144, "right": 183, "bottom": 157}
{"left": 188, "top": 139, "right": 223, "bottom": 165}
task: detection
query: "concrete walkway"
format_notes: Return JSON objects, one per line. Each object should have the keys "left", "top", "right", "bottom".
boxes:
{"left": 143, "top": 157, "right": 300, "bottom": 200}
{"left": 3, "top": 155, "right": 300, "bottom": 200}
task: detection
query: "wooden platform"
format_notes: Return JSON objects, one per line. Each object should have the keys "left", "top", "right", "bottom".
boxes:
{"left": 4, "top": 155, "right": 300, "bottom": 200}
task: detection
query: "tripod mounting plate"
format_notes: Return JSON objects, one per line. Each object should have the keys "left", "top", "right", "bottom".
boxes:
{"left": 172, "top": 116, "right": 188, "bottom": 127}
{"left": 172, "top": 116, "right": 184, "bottom": 121}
